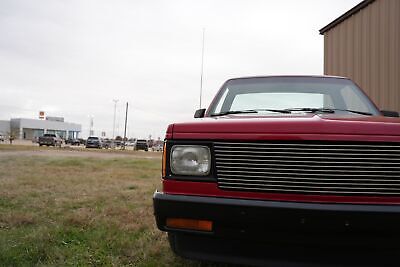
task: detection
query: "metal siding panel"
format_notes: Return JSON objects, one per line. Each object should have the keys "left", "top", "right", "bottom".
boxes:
{"left": 323, "top": 0, "right": 399, "bottom": 112}
{"left": 347, "top": 18, "right": 354, "bottom": 80}
{"left": 333, "top": 27, "right": 340, "bottom": 75}
{"left": 324, "top": 32, "right": 329, "bottom": 74}
{"left": 370, "top": 1, "right": 379, "bottom": 106}
{"left": 379, "top": 0, "right": 388, "bottom": 108}
{"left": 391, "top": 0, "right": 400, "bottom": 112}
{"left": 397, "top": 0, "right": 400, "bottom": 112}
{"left": 353, "top": 11, "right": 362, "bottom": 85}
{"left": 327, "top": 32, "right": 333, "bottom": 75}
{"left": 387, "top": 0, "right": 396, "bottom": 110}
{"left": 361, "top": 6, "right": 370, "bottom": 97}
{"left": 330, "top": 27, "right": 338, "bottom": 75}
{"left": 340, "top": 22, "right": 347, "bottom": 75}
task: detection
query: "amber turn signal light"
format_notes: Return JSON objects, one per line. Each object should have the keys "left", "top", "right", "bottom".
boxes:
{"left": 166, "top": 218, "right": 213, "bottom": 232}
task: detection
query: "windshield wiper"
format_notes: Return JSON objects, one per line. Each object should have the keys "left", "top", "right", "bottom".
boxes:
{"left": 211, "top": 108, "right": 291, "bottom": 117}
{"left": 284, "top": 108, "right": 372, "bottom": 116}
{"left": 330, "top": 108, "right": 372, "bottom": 116}
{"left": 211, "top": 108, "right": 373, "bottom": 117}
{"left": 285, "top": 108, "right": 335, "bottom": 113}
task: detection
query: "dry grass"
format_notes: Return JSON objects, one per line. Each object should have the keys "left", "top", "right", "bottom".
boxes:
{"left": 0, "top": 148, "right": 210, "bottom": 266}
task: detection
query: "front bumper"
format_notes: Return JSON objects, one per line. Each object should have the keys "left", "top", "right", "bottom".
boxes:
{"left": 154, "top": 192, "right": 400, "bottom": 266}
{"left": 154, "top": 192, "right": 400, "bottom": 245}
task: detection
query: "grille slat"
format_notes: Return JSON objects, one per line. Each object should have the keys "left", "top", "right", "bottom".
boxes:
{"left": 215, "top": 146, "right": 400, "bottom": 152}
{"left": 216, "top": 161, "right": 400, "bottom": 169}
{"left": 214, "top": 141, "right": 400, "bottom": 196}
{"left": 218, "top": 180, "right": 400, "bottom": 191}
{"left": 216, "top": 158, "right": 400, "bottom": 165}
{"left": 214, "top": 142, "right": 399, "bottom": 148}
{"left": 217, "top": 165, "right": 400, "bottom": 173}
{"left": 219, "top": 173, "right": 400, "bottom": 182}
{"left": 215, "top": 154, "right": 400, "bottom": 161}
{"left": 218, "top": 169, "right": 400, "bottom": 178}
{"left": 218, "top": 185, "right": 400, "bottom": 195}
{"left": 218, "top": 177, "right": 400, "bottom": 187}
{"left": 215, "top": 150, "right": 400, "bottom": 157}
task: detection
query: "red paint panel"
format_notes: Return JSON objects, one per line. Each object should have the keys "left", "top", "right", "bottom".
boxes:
{"left": 172, "top": 133, "right": 400, "bottom": 142}
{"left": 172, "top": 115, "right": 400, "bottom": 138}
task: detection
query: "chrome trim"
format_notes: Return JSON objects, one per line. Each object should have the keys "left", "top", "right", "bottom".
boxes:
{"left": 215, "top": 150, "right": 400, "bottom": 157}
{"left": 216, "top": 165, "right": 400, "bottom": 173}
{"left": 215, "top": 154, "right": 400, "bottom": 161}
{"left": 218, "top": 177, "right": 400, "bottom": 186}
{"left": 214, "top": 142, "right": 400, "bottom": 148}
{"left": 219, "top": 173, "right": 400, "bottom": 182}
{"left": 216, "top": 161, "right": 400, "bottom": 169}
{"left": 218, "top": 185, "right": 400, "bottom": 195}
{"left": 218, "top": 169, "right": 399, "bottom": 178}
{"left": 218, "top": 181, "right": 400, "bottom": 191}
{"left": 214, "top": 141, "right": 400, "bottom": 196}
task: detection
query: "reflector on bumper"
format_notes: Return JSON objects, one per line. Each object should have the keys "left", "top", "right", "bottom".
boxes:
{"left": 166, "top": 218, "right": 213, "bottom": 232}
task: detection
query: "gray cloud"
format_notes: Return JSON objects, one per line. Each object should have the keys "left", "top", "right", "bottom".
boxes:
{"left": 0, "top": 0, "right": 361, "bottom": 138}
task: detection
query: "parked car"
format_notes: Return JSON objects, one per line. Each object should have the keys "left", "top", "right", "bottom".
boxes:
{"left": 126, "top": 141, "right": 135, "bottom": 147}
{"left": 65, "top": 138, "right": 81, "bottom": 146}
{"left": 134, "top": 139, "right": 148, "bottom": 151}
{"left": 78, "top": 138, "right": 86, "bottom": 145}
{"left": 38, "top": 133, "right": 62, "bottom": 147}
{"left": 153, "top": 76, "right": 400, "bottom": 265}
{"left": 102, "top": 139, "right": 113, "bottom": 149}
{"left": 85, "top": 136, "right": 102, "bottom": 149}
{"left": 152, "top": 144, "right": 163, "bottom": 152}
{"left": 114, "top": 139, "right": 122, "bottom": 147}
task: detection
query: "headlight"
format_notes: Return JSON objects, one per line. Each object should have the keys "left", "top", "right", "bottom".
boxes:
{"left": 170, "top": 145, "right": 211, "bottom": 176}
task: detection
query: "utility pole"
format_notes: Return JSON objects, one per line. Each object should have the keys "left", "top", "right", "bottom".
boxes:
{"left": 89, "top": 116, "right": 94, "bottom": 136}
{"left": 199, "top": 28, "right": 205, "bottom": 109}
{"left": 112, "top": 99, "right": 119, "bottom": 139}
{"left": 123, "top": 102, "right": 128, "bottom": 150}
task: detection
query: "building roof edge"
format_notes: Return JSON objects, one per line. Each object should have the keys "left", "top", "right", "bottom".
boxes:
{"left": 319, "top": 0, "right": 375, "bottom": 35}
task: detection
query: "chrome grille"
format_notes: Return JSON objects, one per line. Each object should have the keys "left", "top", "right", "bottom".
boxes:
{"left": 214, "top": 141, "right": 400, "bottom": 196}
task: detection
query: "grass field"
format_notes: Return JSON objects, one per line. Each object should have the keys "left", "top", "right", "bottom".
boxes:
{"left": 0, "top": 146, "right": 207, "bottom": 266}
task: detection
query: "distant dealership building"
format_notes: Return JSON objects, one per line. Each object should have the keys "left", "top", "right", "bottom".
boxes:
{"left": 0, "top": 116, "right": 81, "bottom": 140}
{"left": 320, "top": 0, "right": 400, "bottom": 112}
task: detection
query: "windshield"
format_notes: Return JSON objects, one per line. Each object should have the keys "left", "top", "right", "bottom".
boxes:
{"left": 209, "top": 77, "right": 380, "bottom": 116}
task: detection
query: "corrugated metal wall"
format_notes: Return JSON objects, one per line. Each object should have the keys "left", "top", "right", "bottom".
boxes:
{"left": 323, "top": 0, "right": 400, "bottom": 111}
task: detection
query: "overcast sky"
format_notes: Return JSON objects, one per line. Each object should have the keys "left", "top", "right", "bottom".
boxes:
{"left": 0, "top": 0, "right": 361, "bottom": 139}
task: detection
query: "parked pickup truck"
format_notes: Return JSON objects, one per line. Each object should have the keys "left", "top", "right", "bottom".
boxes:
{"left": 38, "top": 133, "right": 62, "bottom": 147}
{"left": 134, "top": 139, "right": 148, "bottom": 151}
{"left": 153, "top": 76, "right": 400, "bottom": 266}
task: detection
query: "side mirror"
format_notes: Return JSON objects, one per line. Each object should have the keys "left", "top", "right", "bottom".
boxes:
{"left": 194, "top": 108, "right": 206, "bottom": 118}
{"left": 381, "top": 110, "right": 400, "bottom": 117}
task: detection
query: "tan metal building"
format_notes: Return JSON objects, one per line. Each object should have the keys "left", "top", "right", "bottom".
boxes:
{"left": 320, "top": 0, "right": 400, "bottom": 112}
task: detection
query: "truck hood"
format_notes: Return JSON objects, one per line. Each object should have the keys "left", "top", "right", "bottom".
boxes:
{"left": 170, "top": 114, "right": 400, "bottom": 140}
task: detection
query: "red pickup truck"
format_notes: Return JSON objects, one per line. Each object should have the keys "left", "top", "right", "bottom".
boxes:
{"left": 153, "top": 76, "right": 400, "bottom": 266}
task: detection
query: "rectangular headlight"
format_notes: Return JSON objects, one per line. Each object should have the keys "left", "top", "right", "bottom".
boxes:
{"left": 170, "top": 145, "right": 211, "bottom": 176}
